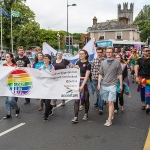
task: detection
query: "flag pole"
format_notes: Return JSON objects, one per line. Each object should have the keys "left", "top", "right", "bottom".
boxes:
{"left": 11, "top": 9, "right": 13, "bottom": 53}
{"left": 0, "top": 6, "right": 3, "bottom": 52}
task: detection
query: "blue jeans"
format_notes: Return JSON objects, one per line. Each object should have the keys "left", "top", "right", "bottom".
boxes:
{"left": 4, "top": 97, "right": 19, "bottom": 115}
{"left": 93, "top": 79, "right": 104, "bottom": 110}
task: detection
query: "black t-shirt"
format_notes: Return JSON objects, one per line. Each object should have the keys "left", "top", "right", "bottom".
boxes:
{"left": 15, "top": 56, "right": 30, "bottom": 67}
{"left": 122, "top": 55, "right": 128, "bottom": 61}
{"left": 76, "top": 60, "right": 91, "bottom": 77}
{"left": 53, "top": 59, "right": 70, "bottom": 70}
{"left": 137, "top": 58, "right": 150, "bottom": 79}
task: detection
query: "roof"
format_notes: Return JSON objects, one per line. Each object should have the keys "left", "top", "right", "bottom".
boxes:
{"left": 90, "top": 21, "right": 138, "bottom": 31}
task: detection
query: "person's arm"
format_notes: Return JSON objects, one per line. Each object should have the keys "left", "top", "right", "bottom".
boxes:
{"left": 135, "top": 64, "right": 139, "bottom": 82}
{"left": 26, "top": 57, "right": 31, "bottom": 68}
{"left": 97, "top": 63, "right": 104, "bottom": 90}
{"left": 97, "top": 74, "right": 103, "bottom": 90}
{"left": 91, "top": 60, "right": 94, "bottom": 79}
{"left": 118, "top": 63, "right": 123, "bottom": 91}
{"left": 118, "top": 74, "right": 123, "bottom": 91}
{"left": 122, "top": 65, "right": 127, "bottom": 80}
{"left": 68, "top": 62, "right": 73, "bottom": 68}
{"left": 79, "top": 70, "right": 90, "bottom": 92}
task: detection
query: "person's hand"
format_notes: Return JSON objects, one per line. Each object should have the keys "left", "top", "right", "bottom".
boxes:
{"left": 75, "top": 65, "right": 79, "bottom": 69}
{"left": 97, "top": 84, "right": 100, "bottom": 91}
{"left": 39, "top": 68, "right": 42, "bottom": 71}
{"left": 120, "top": 85, "right": 123, "bottom": 92}
{"left": 136, "top": 76, "right": 139, "bottom": 82}
{"left": 79, "top": 86, "right": 83, "bottom": 92}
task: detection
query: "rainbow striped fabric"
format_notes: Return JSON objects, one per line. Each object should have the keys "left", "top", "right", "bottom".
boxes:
{"left": 7, "top": 69, "right": 32, "bottom": 96}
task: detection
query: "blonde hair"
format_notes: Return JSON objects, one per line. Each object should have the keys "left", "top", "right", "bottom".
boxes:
{"left": 106, "top": 46, "right": 114, "bottom": 52}
{"left": 34, "top": 46, "right": 41, "bottom": 52}
{"left": 17, "top": 46, "right": 24, "bottom": 51}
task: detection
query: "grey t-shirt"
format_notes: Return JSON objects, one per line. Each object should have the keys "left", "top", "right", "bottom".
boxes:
{"left": 99, "top": 59, "right": 122, "bottom": 86}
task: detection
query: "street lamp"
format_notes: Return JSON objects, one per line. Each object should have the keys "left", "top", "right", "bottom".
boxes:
{"left": 67, "top": 0, "right": 76, "bottom": 52}
{"left": 57, "top": 32, "right": 60, "bottom": 50}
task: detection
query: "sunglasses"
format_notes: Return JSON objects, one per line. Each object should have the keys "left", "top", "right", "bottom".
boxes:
{"left": 97, "top": 52, "right": 103, "bottom": 53}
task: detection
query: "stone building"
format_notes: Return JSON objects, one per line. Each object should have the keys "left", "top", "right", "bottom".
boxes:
{"left": 89, "top": 3, "right": 141, "bottom": 42}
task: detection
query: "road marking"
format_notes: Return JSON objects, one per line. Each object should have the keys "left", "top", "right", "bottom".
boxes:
{"left": 143, "top": 127, "right": 150, "bottom": 150}
{"left": 54, "top": 100, "right": 71, "bottom": 109}
{"left": 0, "top": 123, "right": 25, "bottom": 137}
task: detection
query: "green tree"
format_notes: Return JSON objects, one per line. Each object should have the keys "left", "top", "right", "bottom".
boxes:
{"left": 1, "top": 0, "right": 35, "bottom": 50}
{"left": 134, "top": 5, "right": 150, "bottom": 42}
{"left": 134, "top": 5, "right": 150, "bottom": 23}
{"left": 39, "top": 29, "right": 66, "bottom": 50}
{"left": 17, "top": 21, "right": 40, "bottom": 49}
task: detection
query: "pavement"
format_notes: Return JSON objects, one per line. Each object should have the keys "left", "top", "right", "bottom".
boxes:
{"left": 0, "top": 77, "right": 150, "bottom": 150}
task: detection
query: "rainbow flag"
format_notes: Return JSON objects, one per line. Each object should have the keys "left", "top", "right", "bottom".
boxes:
{"left": 7, "top": 69, "right": 33, "bottom": 95}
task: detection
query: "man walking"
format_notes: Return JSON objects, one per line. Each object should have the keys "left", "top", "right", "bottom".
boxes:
{"left": 97, "top": 46, "right": 122, "bottom": 126}
{"left": 91, "top": 47, "right": 104, "bottom": 113}
{"left": 135, "top": 46, "right": 150, "bottom": 114}
{"left": 15, "top": 46, "right": 31, "bottom": 105}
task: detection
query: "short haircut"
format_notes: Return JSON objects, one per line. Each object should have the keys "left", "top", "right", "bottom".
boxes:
{"left": 17, "top": 46, "right": 24, "bottom": 51}
{"left": 34, "top": 46, "right": 41, "bottom": 51}
{"left": 106, "top": 46, "right": 114, "bottom": 52}
{"left": 96, "top": 47, "right": 103, "bottom": 52}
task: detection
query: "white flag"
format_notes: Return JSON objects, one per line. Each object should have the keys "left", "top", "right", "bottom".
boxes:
{"left": 42, "top": 42, "right": 57, "bottom": 56}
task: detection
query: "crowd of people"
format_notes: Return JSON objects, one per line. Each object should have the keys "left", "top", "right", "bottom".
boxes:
{"left": 1, "top": 45, "right": 150, "bottom": 126}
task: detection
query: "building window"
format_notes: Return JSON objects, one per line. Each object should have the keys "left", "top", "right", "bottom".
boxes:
{"left": 116, "top": 32, "right": 122, "bottom": 39}
{"left": 99, "top": 32, "right": 105, "bottom": 40}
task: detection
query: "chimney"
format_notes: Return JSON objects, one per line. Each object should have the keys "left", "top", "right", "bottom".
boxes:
{"left": 93, "top": 16, "right": 97, "bottom": 25}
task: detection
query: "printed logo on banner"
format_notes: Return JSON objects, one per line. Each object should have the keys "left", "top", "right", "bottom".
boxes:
{"left": 65, "top": 86, "right": 73, "bottom": 94}
{"left": 7, "top": 69, "right": 33, "bottom": 96}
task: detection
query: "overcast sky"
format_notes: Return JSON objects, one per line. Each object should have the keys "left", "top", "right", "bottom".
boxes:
{"left": 26, "top": 0, "right": 148, "bottom": 33}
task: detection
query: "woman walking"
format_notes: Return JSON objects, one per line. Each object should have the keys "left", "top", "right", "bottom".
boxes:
{"left": 33, "top": 52, "right": 44, "bottom": 111}
{"left": 52, "top": 51, "right": 72, "bottom": 107}
{"left": 114, "top": 54, "right": 130, "bottom": 113}
{"left": 39, "top": 54, "right": 55, "bottom": 122}
{"left": 3, "top": 53, "right": 20, "bottom": 119}
{"left": 72, "top": 50, "right": 94, "bottom": 123}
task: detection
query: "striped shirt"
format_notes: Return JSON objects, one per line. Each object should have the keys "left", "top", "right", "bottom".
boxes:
{"left": 91, "top": 57, "right": 105, "bottom": 80}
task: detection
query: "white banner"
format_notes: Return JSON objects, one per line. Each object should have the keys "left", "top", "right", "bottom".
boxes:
{"left": 0, "top": 67, "right": 80, "bottom": 99}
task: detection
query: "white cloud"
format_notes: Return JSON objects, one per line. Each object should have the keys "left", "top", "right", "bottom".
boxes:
{"left": 25, "top": 0, "right": 149, "bottom": 33}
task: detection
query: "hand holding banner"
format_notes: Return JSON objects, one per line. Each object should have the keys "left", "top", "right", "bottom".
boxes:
{"left": 0, "top": 67, "right": 80, "bottom": 99}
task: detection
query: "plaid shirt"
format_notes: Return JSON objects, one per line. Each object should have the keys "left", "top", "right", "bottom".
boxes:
{"left": 91, "top": 57, "right": 105, "bottom": 80}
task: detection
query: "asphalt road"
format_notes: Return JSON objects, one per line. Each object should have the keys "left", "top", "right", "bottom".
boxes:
{"left": 0, "top": 78, "right": 150, "bottom": 150}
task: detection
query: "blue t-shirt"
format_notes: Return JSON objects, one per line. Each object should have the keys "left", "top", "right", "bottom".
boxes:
{"left": 34, "top": 62, "right": 44, "bottom": 69}
{"left": 40, "top": 64, "right": 55, "bottom": 71}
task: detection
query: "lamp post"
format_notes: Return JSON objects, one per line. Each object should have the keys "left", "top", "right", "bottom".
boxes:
{"left": 67, "top": 0, "right": 76, "bottom": 52}
{"left": 57, "top": 32, "right": 60, "bottom": 50}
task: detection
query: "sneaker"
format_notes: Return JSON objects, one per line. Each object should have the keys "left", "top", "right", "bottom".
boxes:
{"left": 24, "top": 101, "right": 30, "bottom": 105}
{"left": 121, "top": 106, "right": 125, "bottom": 111}
{"left": 104, "top": 120, "right": 112, "bottom": 127}
{"left": 132, "top": 80, "right": 134, "bottom": 83}
{"left": 52, "top": 103, "right": 57, "bottom": 108}
{"left": 71, "top": 117, "right": 78, "bottom": 123}
{"left": 114, "top": 109, "right": 118, "bottom": 114}
{"left": 99, "top": 110, "right": 103, "bottom": 115}
{"left": 39, "top": 106, "right": 43, "bottom": 111}
{"left": 79, "top": 105, "right": 84, "bottom": 111}
{"left": 146, "top": 108, "right": 150, "bottom": 114}
{"left": 49, "top": 109, "right": 53, "bottom": 116}
{"left": 61, "top": 100, "right": 65, "bottom": 106}
{"left": 141, "top": 106, "right": 146, "bottom": 110}
{"left": 43, "top": 117, "right": 49, "bottom": 123}
{"left": 3, "top": 115, "right": 12, "bottom": 119}
{"left": 15, "top": 108, "right": 20, "bottom": 117}
{"left": 83, "top": 114, "right": 88, "bottom": 121}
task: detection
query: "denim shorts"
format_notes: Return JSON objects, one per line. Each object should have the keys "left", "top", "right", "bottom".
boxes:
{"left": 101, "top": 85, "right": 117, "bottom": 102}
